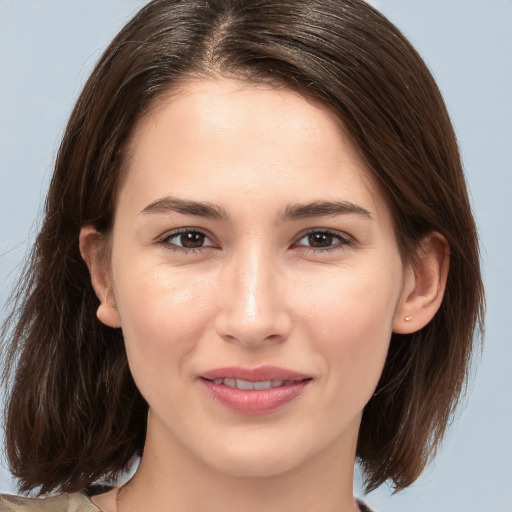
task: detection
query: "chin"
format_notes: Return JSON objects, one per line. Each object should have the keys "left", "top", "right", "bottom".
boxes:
{"left": 210, "top": 450, "right": 304, "bottom": 479}
{"left": 195, "top": 430, "right": 317, "bottom": 479}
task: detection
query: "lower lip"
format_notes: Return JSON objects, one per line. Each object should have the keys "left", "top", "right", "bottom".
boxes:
{"left": 200, "top": 379, "right": 310, "bottom": 415}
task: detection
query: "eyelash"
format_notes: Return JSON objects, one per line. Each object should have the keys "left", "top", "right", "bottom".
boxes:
{"left": 156, "top": 228, "right": 354, "bottom": 254}
{"left": 294, "top": 229, "right": 354, "bottom": 253}
{"left": 156, "top": 228, "right": 215, "bottom": 253}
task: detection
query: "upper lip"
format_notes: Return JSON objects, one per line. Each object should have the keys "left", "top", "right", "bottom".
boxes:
{"left": 200, "top": 365, "right": 310, "bottom": 382}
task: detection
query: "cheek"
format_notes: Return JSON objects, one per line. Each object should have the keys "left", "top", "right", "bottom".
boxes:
{"left": 298, "top": 262, "right": 401, "bottom": 335}
{"left": 111, "top": 258, "right": 216, "bottom": 380}
{"left": 296, "top": 263, "right": 402, "bottom": 391}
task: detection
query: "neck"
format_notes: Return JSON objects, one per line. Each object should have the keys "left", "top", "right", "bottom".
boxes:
{"left": 115, "top": 412, "right": 361, "bottom": 512}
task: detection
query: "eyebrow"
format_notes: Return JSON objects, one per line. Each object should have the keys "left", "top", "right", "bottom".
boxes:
{"left": 141, "top": 196, "right": 372, "bottom": 222}
{"left": 279, "top": 200, "right": 373, "bottom": 221}
{"left": 141, "top": 197, "right": 229, "bottom": 220}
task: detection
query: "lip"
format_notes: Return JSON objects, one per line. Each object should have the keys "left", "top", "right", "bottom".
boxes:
{"left": 199, "top": 365, "right": 311, "bottom": 415}
{"left": 200, "top": 365, "right": 309, "bottom": 382}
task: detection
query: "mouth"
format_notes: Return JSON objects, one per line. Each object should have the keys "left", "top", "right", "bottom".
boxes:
{"left": 205, "top": 377, "right": 307, "bottom": 390}
{"left": 200, "top": 365, "right": 310, "bottom": 382}
{"left": 199, "top": 366, "right": 312, "bottom": 415}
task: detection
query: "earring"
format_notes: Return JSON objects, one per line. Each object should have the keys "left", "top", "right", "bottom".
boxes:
{"left": 404, "top": 315, "right": 412, "bottom": 321}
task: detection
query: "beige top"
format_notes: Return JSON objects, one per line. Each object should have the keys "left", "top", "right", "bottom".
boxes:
{"left": 0, "top": 492, "right": 374, "bottom": 511}
{"left": 0, "top": 493, "right": 100, "bottom": 512}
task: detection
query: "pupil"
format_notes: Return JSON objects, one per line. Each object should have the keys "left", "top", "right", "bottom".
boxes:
{"left": 308, "top": 232, "right": 333, "bottom": 247}
{"left": 180, "top": 232, "right": 204, "bottom": 248}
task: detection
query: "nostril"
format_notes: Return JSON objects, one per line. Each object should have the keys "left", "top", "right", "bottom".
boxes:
{"left": 214, "top": 318, "right": 291, "bottom": 347}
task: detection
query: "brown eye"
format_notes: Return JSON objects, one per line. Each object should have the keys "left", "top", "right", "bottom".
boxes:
{"left": 161, "top": 229, "right": 215, "bottom": 251}
{"left": 179, "top": 231, "right": 206, "bottom": 248}
{"left": 307, "top": 232, "right": 334, "bottom": 247}
{"left": 295, "top": 230, "right": 352, "bottom": 252}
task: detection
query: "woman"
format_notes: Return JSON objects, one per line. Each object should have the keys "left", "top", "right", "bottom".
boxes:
{"left": 0, "top": 1, "right": 484, "bottom": 511}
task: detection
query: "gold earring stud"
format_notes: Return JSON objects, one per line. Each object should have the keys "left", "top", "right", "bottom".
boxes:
{"left": 404, "top": 315, "right": 412, "bottom": 321}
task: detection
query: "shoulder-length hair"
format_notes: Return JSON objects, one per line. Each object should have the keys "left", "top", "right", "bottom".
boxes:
{"left": 1, "top": 0, "right": 484, "bottom": 496}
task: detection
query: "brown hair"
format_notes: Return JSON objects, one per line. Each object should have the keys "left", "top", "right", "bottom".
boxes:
{"left": 1, "top": 0, "right": 484, "bottom": 496}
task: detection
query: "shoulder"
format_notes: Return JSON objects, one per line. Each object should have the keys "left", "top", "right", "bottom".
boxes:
{"left": 0, "top": 492, "right": 100, "bottom": 512}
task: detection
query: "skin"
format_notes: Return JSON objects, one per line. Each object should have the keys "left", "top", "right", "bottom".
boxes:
{"left": 81, "top": 78, "right": 448, "bottom": 512}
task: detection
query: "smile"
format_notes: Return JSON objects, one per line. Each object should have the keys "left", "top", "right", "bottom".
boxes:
{"left": 199, "top": 366, "right": 312, "bottom": 415}
{"left": 209, "top": 378, "right": 301, "bottom": 390}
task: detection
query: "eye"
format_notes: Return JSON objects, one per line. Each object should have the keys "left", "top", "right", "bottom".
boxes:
{"left": 295, "top": 230, "right": 353, "bottom": 251}
{"left": 158, "top": 229, "right": 216, "bottom": 252}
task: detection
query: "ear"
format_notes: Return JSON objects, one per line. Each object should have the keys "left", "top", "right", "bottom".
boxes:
{"left": 79, "top": 225, "right": 121, "bottom": 328}
{"left": 393, "top": 231, "right": 450, "bottom": 334}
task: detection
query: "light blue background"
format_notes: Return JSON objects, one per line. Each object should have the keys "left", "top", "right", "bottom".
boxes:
{"left": 1, "top": 1, "right": 511, "bottom": 511}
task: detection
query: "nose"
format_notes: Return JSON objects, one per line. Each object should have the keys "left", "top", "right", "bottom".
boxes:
{"left": 214, "top": 248, "right": 292, "bottom": 347}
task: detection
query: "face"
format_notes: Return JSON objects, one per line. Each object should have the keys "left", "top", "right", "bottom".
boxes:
{"left": 97, "top": 78, "right": 412, "bottom": 478}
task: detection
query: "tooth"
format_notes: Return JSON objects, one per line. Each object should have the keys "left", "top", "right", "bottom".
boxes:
{"left": 224, "top": 378, "right": 236, "bottom": 388}
{"left": 253, "top": 380, "right": 272, "bottom": 390}
{"left": 236, "top": 379, "right": 254, "bottom": 390}
{"left": 215, "top": 378, "right": 291, "bottom": 390}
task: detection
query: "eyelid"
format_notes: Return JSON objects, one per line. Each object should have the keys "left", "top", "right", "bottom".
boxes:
{"left": 154, "top": 226, "right": 355, "bottom": 253}
{"left": 293, "top": 228, "right": 355, "bottom": 251}
{"left": 156, "top": 227, "right": 218, "bottom": 251}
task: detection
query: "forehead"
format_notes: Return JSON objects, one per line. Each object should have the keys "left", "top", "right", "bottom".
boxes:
{"left": 120, "top": 78, "right": 389, "bottom": 223}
